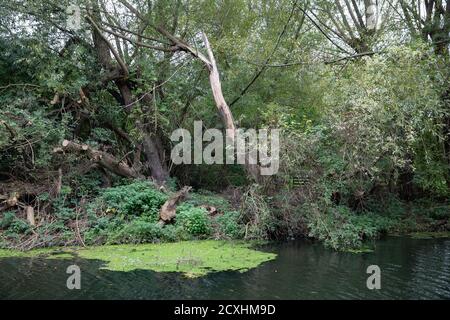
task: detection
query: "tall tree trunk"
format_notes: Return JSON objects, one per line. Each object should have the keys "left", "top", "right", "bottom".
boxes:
{"left": 141, "top": 131, "right": 169, "bottom": 183}
{"left": 89, "top": 1, "right": 168, "bottom": 183}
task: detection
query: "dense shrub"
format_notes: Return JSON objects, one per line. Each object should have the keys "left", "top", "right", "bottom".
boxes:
{"left": 176, "top": 205, "right": 211, "bottom": 236}
{"left": 82, "top": 184, "right": 245, "bottom": 244}
{"left": 214, "top": 210, "right": 244, "bottom": 239}
{"left": 306, "top": 205, "right": 392, "bottom": 250}
{"left": 1, "top": 211, "right": 32, "bottom": 241}
{"left": 185, "top": 190, "right": 233, "bottom": 211}
{"left": 88, "top": 181, "right": 168, "bottom": 221}
{"left": 0, "top": 211, "right": 16, "bottom": 229}
{"left": 239, "top": 184, "right": 279, "bottom": 239}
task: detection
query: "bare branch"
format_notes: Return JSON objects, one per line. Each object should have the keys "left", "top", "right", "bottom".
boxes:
{"left": 99, "top": 24, "right": 178, "bottom": 52}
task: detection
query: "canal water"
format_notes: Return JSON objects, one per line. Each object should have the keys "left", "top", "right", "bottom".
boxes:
{"left": 1, "top": 237, "right": 449, "bottom": 299}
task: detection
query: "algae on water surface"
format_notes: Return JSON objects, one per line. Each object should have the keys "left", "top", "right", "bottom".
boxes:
{"left": 0, "top": 240, "right": 277, "bottom": 277}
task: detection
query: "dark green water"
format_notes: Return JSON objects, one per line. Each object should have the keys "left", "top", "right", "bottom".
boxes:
{"left": 1, "top": 237, "right": 449, "bottom": 299}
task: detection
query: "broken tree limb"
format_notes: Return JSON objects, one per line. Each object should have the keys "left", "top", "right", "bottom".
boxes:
{"left": 201, "top": 33, "right": 261, "bottom": 182}
{"left": 158, "top": 186, "right": 192, "bottom": 225}
{"left": 50, "top": 93, "right": 60, "bottom": 105}
{"left": 55, "top": 140, "right": 142, "bottom": 179}
{"left": 201, "top": 33, "right": 236, "bottom": 133}
{"left": 156, "top": 26, "right": 212, "bottom": 67}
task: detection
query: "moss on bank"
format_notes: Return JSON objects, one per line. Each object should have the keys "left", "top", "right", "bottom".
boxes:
{"left": 0, "top": 240, "right": 276, "bottom": 277}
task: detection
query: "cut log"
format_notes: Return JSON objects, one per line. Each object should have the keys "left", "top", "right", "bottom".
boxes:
{"left": 158, "top": 186, "right": 192, "bottom": 225}
{"left": 6, "top": 192, "right": 18, "bottom": 207}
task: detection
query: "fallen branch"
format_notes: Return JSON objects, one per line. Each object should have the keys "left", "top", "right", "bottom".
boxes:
{"left": 55, "top": 140, "right": 142, "bottom": 179}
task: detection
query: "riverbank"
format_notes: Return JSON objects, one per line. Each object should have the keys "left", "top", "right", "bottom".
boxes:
{"left": 1, "top": 180, "right": 449, "bottom": 252}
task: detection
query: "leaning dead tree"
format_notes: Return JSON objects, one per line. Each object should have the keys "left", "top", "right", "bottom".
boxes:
{"left": 158, "top": 30, "right": 261, "bottom": 180}
{"left": 117, "top": 0, "right": 261, "bottom": 181}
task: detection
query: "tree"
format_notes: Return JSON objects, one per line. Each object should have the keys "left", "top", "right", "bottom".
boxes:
{"left": 399, "top": 0, "right": 450, "bottom": 55}
{"left": 308, "top": 0, "right": 384, "bottom": 53}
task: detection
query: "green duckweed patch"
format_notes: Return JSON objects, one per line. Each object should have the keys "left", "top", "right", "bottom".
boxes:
{"left": 77, "top": 240, "right": 276, "bottom": 277}
{"left": 0, "top": 240, "right": 277, "bottom": 277}
{"left": 0, "top": 247, "right": 58, "bottom": 258}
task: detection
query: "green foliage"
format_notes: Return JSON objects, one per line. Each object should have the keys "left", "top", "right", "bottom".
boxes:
{"left": 240, "top": 185, "right": 279, "bottom": 239}
{"left": 214, "top": 210, "right": 245, "bottom": 239}
{"left": 82, "top": 181, "right": 170, "bottom": 245}
{"left": 89, "top": 181, "right": 168, "bottom": 221}
{"left": 1, "top": 0, "right": 450, "bottom": 252}
{"left": 0, "top": 211, "right": 16, "bottom": 229}
{"left": 108, "top": 219, "right": 189, "bottom": 244}
{"left": 185, "top": 190, "right": 232, "bottom": 211}
{"left": 3, "top": 218, "right": 31, "bottom": 237}
{"left": 82, "top": 183, "right": 246, "bottom": 245}
{"left": 322, "top": 45, "right": 447, "bottom": 197}
{"left": 306, "top": 205, "right": 391, "bottom": 250}
{"left": 176, "top": 205, "right": 211, "bottom": 236}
